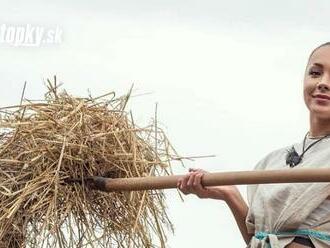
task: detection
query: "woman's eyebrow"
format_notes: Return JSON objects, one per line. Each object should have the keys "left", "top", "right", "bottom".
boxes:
{"left": 311, "top": 63, "right": 323, "bottom": 68}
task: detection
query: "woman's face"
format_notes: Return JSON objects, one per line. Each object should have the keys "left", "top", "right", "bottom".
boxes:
{"left": 304, "top": 45, "right": 330, "bottom": 120}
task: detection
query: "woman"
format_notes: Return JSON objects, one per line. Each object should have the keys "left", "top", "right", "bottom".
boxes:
{"left": 177, "top": 42, "right": 330, "bottom": 248}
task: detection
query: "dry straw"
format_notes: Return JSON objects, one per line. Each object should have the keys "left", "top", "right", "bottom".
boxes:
{"left": 0, "top": 77, "right": 182, "bottom": 247}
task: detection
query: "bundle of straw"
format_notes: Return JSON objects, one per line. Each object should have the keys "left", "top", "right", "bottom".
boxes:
{"left": 0, "top": 78, "right": 180, "bottom": 247}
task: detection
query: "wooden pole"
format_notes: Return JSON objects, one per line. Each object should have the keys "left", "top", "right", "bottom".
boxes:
{"left": 89, "top": 167, "right": 330, "bottom": 192}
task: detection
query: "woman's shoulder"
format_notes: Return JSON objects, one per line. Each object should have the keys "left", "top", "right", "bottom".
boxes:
{"left": 253, "top": 144, "right": 293, "bottom": 171}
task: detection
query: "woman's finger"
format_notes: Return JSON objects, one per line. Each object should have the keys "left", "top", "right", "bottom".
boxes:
{"left": 187, "top": 172, "right": 197, "bottom": 188}
{"left": 193, "top": 172, "right": 205, "bottom": 191}
{"left": 177, "top": 178, "right": 182, "bottom": 188}
{"left": 178, "top": 180, "right": 189, "bottom": 195}
{"left": 181, "top": 174, "right": 190, "bottom": 188}
{"left": 179, "top": 174, "right": 191, "bottom": 194}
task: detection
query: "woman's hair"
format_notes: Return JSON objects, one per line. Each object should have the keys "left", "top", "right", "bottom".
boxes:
{"left": 308, "top": 42, "right": 330, "bottom": 62}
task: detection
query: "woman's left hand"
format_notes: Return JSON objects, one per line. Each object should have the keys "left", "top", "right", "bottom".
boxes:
{"left": 177, "top": 168, "right": 237, "bottom": 200}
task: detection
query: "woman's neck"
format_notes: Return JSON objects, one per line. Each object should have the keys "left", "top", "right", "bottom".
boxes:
{"left": 309, "top": 114, "right": 330, "bottom": 137}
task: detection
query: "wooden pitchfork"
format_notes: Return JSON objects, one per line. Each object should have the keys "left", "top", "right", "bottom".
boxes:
{"left": 64, "top": 168, "right": 330, "bottom": 192}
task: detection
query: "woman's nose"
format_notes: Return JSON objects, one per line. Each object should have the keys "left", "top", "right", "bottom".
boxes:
{"left": 317, "top": 83, "right": 330, "bottom": 91}
{"left": 317, "top": 76, "right": 330, "bottom": 92}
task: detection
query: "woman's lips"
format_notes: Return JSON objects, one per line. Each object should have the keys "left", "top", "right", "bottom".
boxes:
{"left": 313, "top": 94, "right": 330, "bottom": 104}
{"left": 314, "top": 94, "right": 330, "bottom": 100}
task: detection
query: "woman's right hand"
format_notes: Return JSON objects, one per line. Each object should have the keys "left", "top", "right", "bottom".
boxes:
{"left": 177, "top": 168, "right": 239, "bottom": 201}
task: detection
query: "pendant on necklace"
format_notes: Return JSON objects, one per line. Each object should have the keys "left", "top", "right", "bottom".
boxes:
{"left": 286, "top": 146, "right": 302, "bottom": 167}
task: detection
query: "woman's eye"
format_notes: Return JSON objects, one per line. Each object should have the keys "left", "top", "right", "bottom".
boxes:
{"left": 309, "top": 70, "right": 321, "bottom": 77}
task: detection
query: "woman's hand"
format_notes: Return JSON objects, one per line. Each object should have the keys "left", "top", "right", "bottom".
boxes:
{"left": 177, "top": 168, "right": 239, "bottom": 201}
{"left": 177, "top": 168, "right": 251, "bottom": 244}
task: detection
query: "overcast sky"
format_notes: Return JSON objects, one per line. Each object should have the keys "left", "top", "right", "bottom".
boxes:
{"left": 0, "top": 1, "right": 330, "bottom": 247}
